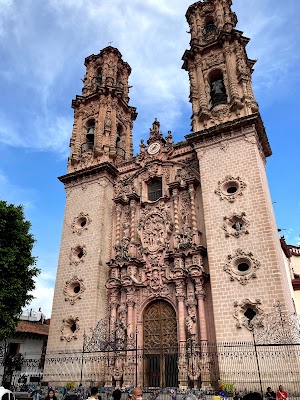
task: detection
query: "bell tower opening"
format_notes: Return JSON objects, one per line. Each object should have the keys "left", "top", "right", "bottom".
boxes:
{"left": 143, "top": 300, "right": 178, "bottom": 387}
{"left": 209, "top": 70, "right": 227, "bottom": 107}
{"left": 81, "top": 119, "right": 95, "bottom": 153}
{"left": 204, "top": 17, "right": 217, "bottom": 37}
{"left": 116, "top": 123, "right": 125, "bottom": 159}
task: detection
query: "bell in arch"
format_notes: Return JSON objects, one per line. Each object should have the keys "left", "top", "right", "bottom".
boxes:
{"left": 86, "top": 125, "right": 95, "bottom": 142}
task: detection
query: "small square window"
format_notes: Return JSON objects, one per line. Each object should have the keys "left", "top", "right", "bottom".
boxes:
{"left": 148, "top": 178, "right": 162, "bottom": 202}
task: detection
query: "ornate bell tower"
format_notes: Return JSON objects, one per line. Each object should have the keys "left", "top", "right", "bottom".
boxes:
{"left": 69, "top": 46, "right": 137, "bottom": 172}
{"left": 183, "top": 0, "right": 294, "bottom": 345}
{"left": 182, "top": 0, "right": 258, "bottom": 131}
{"left": 44, "top": 47, "right": 137, "bottom": 381}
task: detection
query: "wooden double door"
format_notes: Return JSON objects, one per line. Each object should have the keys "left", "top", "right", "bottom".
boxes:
{"left": 143, "top": 300, "right": 178, "bottom": 387}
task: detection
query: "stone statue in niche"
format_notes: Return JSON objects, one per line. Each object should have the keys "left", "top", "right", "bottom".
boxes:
{"left": 104, "top": 110, "right": 112, "bottom": 135}
{"left": 128, "top": 265, "right": 142, "bottom": 284}
{"left": 146, "top": 265, "right": 164, "bottom": 292}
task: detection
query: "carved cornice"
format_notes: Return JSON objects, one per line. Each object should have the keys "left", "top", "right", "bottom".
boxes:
{"left": 185, "top": 113, "right": 272, "bottom": 158}
{"left": 59, "top": 162, "right": 119, "bottom": 185}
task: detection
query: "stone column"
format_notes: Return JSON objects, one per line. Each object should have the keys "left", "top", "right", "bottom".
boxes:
{"left": 115, "top": 204, "right": 122, "bottom": 246}
{"left": 195, "top": 54, "right": 208, "bottom": 113}
{"left": 223, "top": 41, "right": 240, "bottom": 102}
{"left": 195, "top": 278, "right": 207, "bottom": 342}
{"left": 130, "top": 199, "right": 136, "bottom": 243}
{"left": 173, "top": 188, "right": 180, "bottom": 247}
{"left": 74, "top": 109, "right": 83, "bottom": 156}
{"left": 188, "top": 183, "right": 199, "bottom": 245}
{"left": 126, "top": 299, "right": 135, "bottom": 340}
{"left": 175, "top": 280, "right": 188, "bottom": 388}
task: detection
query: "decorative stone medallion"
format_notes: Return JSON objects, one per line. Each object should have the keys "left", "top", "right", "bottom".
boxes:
{"left": 63, "top": 275, "right": 86, "bottom": 305}
{"left": 215, "top": 175, "right": 246, "bottom": 203}
{"left": 223, "top": 248, "right": 260, "bottom": 285}
{"left": 61, "top": 316, "right": 80, "bottom": 341}
{"left": 233, "top": 299, "right": 264, "bottom": 330}
{"left": 72, "top": 212, "right": 92, "bottom": 235}
{"left": 223, "top": 212, "right": 249, "bottom": 238}
{"left": 69, "top": 245, "right": 87, "bottom": 265}
{"left": 138, "top": 203, "right": 173, "bottom": 253}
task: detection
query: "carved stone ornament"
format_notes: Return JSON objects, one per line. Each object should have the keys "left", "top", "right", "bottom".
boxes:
{"left": 224, "top": 248, "right": 260, "bottom": 285}
{"left": 72, "top": 212, "right": 92, "bottom": 235}
{"left": 203, "top": 52, "right": 224, "bottom": 70}
{"left": 69, "top": 244, "right": 87, "bottom": 265}
{"left": 223, "top": 212, "right": 250, "bottom": 238}
{"left": 211, "top": 104, "right": 230, "bottom": 122}
{"left": 61, "top": 316, "right": 80, "bottom": 341}
{"left": 138, "top": 202, "right": 173, "bottom": 253}
{"left": 63, "top": 275, "right": 86, "bottom": 305}
{"left": 215, "top": 175, "right": 247, "bottom": 203}
{"left": 233, "top": 299, "right": 264, "bottom": 330}
{"left": 114, "top": 177, "right": 136, "bottom": 199}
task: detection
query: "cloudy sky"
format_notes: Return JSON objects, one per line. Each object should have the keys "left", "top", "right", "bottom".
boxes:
{"left": 0, "top": 0, "right": 299, "bottom": 318}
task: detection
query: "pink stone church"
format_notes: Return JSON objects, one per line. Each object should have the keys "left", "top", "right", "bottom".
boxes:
{"left": 44, "top": 0, "right": 296, "bottom": 390}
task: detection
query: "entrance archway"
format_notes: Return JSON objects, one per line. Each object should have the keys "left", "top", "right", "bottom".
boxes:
{"left": 143, "top": 300, "right": 178, "bottom": 387}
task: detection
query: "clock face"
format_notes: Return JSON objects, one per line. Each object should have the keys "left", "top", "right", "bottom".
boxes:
{"left": 148, "top": 142, "right": 161, "bottom": 155}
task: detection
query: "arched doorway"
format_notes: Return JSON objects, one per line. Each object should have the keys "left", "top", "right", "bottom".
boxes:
{"left": 143, "top": 300, "right": 178, "bottom": 387}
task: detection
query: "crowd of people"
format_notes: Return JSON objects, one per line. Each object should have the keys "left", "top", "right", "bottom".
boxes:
{"left": 33, "top": 385, "right": 289, "bottom": 400}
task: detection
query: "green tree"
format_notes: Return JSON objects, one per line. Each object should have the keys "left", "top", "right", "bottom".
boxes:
{"left": 0, "top": 200, "right": 40, "bottom": 340}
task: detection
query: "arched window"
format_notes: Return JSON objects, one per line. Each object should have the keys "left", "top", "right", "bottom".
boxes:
{"left": 204, "top": 17, "right": 217, "bottom": 36}
{"left": 116, "top": 123, "right": 125, "bottom": 158}
{"left": 81, "top": 119, "right": 95, "bottom": 153}
{"left": 209, "top": 70, "right": 227, "bottom": 107}
{"left": 96, "top": 68, "right": 102, "bottom": 85}
{"left": 148, "top": 178, "right": 162, "bottom": 202}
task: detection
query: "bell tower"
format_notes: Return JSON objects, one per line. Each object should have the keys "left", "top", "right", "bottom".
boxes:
{"left": 69, "top": 46, "right": 137, "bottom": 172}
{"left": 184, "top": 0, "right": 294, "bottom": 345}
{"left": 182, "top": 0, "right": 258, "bottom": 131}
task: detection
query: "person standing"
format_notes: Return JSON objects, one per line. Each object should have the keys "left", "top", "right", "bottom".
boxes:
{"left": 88, "top": 387, "right": 99, "bottom": 400}
{"left": 276, "top": 386, "right": 288, "bottom": 400}
{"left": 45, "top": 390, "right": 57, "bottom": 400}
{"left": 131, "top": 388, "right": 143, "bottom": 400}
{"left": 112, "top": 388, "right": 121, "bottom": 400}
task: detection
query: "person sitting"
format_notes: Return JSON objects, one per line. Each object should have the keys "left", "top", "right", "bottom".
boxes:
{"left": 243, "top": 393, "right": 262, "bottom": 400}
{"left": 266, "top": 387, "right": 276, "bottom": 400}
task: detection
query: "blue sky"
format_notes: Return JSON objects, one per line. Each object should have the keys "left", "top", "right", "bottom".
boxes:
{"left": 0, "top": 0, "right": 299, "bottom": 318}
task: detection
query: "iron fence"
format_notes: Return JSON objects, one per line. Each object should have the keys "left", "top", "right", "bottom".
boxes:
{"left": 40, "top": 341, "right": 300, "bottom": 395}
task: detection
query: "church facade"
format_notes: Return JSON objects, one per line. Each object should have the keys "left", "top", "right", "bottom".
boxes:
{"left": 44, "top": 0, "right": 295, "bottom": 389}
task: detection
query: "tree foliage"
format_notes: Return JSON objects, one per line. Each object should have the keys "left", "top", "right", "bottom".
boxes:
{"left": 0, "top": 200, "right": 40, "bottom": 340}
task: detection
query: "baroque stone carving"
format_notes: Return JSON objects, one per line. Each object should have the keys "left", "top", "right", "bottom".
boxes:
{"left": 211, "top": 104, "right": 230, "bottom": 121}
{"left": 233, "top": 299, "right": 264, "bottom": 330}
{"left": 61, "top": 316, "right": 80, "bottom": 341}
{"left": 63, "top": 275, "right": 86, "bottom": 305}
{"left": 72, "top": 212, "right": 92, "bottom": 235}
{"left": 215, "top": 175, "right": 247, "bottom": 203}
{"left": 223, "top": 212, "right": 250, "bottom": 238}
{"left": 69, "top": 244, "right": 87, "bottom": 265}
{"left": 223, "top": 248, "right": 260, "bottom": 285}
{"left": 203, "top": 52, "right": 224, "bottom": 70}
{"left": 138, "top": 203, "right": 173, "bottom": 253}
{"left": 114, "top": 177, "right": 136, "bottom": 199}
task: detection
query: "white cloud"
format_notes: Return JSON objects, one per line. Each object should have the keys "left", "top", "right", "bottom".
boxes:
{"left": 0, "top": 0, "right": 297, "bottom": 156}
{"left": 0, "top": 112, "right": 72, "bottom": 155}
{"left": 27, "top": 272, "right": 55, "bottom": 319}
{"left": 0, "top": 170, "right": 36, "bottom": 211}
